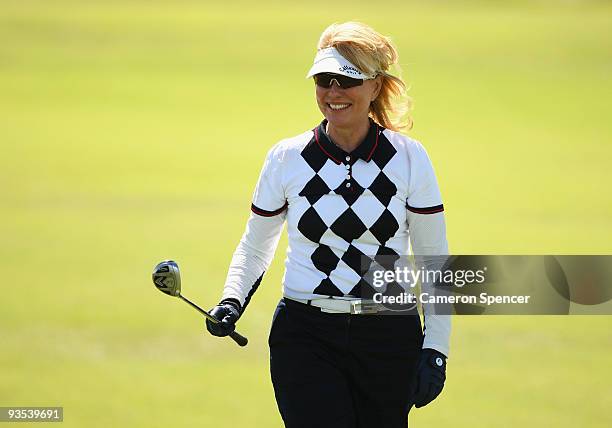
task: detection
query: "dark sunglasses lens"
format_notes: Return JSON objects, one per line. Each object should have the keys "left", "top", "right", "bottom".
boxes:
{"left": 340, "top": 76, "right": 363, "bottom": 88}
{"left": 339, "top": 76, "right": 364, "bottom": 88}
{"left": 314, "top": 73, "right": 364, "bottom": 89}
{"left": 314, "top": 74, "right": 333, "bottom": 87}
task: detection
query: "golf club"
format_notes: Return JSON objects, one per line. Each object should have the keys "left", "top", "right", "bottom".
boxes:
{"left": 152, "top": 260, "right": 248, "bottom": 347}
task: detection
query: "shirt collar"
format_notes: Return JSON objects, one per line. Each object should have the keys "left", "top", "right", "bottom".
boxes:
{"left": 314, "top": 118, "right": 381, "bottom": 165}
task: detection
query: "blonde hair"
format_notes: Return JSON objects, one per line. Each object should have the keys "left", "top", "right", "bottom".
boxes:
{"left": 317, "top": 22, "right": 412, "bottom": 131}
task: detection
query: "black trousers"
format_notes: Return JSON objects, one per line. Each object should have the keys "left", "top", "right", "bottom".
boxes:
{"left": 269, "top": 298, "right": 423, "bottom": 428}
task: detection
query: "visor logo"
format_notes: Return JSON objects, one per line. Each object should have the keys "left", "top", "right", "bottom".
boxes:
{"left": 339, "top": 65, "right": 361, "bottom": 76}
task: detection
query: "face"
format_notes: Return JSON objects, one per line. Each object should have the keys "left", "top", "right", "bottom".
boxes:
{"left": 315, "top": 75, "right": 382, "bottom": 130}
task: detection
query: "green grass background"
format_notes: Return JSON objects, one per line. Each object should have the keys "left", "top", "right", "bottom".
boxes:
{"left": 1, "top": 0, "right": 611, "bottom": 426}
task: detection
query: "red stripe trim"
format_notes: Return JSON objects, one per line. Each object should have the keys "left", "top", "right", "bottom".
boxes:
{"left": 407, "top": 204, "right": 444, "bottom": 214}
{"left": 365, "top": 124, "right": 379, "bottom": 161}
{"left": 251, "top": 202, "right": 288, "bottom": 217}
{"left": 314, "top": 127, "right": 342, "bottom": 164}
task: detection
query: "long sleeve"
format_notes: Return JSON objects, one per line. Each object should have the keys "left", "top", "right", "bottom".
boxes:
{"left": 409, "top": 212, "right": 451, "bottom": 356}
{"left": 220, "top": 144, "right": 287, "bottom": 311}
{"left": 406, "top": 141, "right": 451, "bottom": 357}
{"left": 221, "top": 212, "right": 286, "bottom": 310}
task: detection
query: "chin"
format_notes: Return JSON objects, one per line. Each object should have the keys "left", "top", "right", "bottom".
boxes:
{"left": 326, "top": 115, "right": 357, "bottom": 129}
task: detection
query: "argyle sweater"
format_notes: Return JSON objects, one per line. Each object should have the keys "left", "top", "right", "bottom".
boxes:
{"left": 221, "top": 119, "right": 451, "bottom": 356}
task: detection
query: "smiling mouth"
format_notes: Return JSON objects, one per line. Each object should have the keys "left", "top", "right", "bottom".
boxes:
{"left": 328, "top": 103, "right": 351, "bottom": 111}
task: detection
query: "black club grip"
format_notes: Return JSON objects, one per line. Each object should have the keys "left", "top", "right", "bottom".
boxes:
{"left": 229, "top": 330, "right": 248, "bottom": 347}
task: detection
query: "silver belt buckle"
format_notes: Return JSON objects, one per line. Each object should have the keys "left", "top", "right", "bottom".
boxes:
{"left": 350, "top": 300, "right": 380, "bottom": 315}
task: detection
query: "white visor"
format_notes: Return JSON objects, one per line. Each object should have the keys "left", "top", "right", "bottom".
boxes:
{"left": 305, "top": 47, "right": 375, "bottom": 80}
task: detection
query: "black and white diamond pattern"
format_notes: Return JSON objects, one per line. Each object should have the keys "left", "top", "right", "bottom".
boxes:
{"left": 299, "top": 174, "right": 330, "bottom": 205}
{"left": 330, "top": 208, "right": 368, "bottom": 242}
{"left": 371, "top": 137, "right": 396, "bottom": 170}
{"left": 349, "top": 278, "right": 380, "bottom": 299}
{"left": 333, "top": 178, "right": 365, "bottom": 206}
{"left": 297, "top": 130, "right": 404, "bottom": 298}
{"left": 297, "top": 207, "right": 328, "bottom": 243}
{"left": 341, "top": 244, "right": 373, "bottom": 276}
{"left": 301, "top": 140, "right": 328, "bottom": 172}
{"left": 310, "top": 244, "right": 341, "bottom": 275}
{"left": 349, "top": 195, "right": 387, "bottom": 229}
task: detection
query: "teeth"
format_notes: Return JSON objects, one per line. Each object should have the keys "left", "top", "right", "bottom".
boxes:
{"left": 329, "top": 103, "right": 350, "bottom": 110}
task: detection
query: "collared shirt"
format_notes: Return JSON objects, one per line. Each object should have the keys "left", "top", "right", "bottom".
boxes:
{"left": 222, "top": 119, "right": 451, "bottom": 355}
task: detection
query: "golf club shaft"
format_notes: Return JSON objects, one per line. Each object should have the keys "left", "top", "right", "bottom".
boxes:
{"left": 179, "top": 294, "right": 217, "bottom": 322}
{"left": 178, "top": 295, "right": 248, "bottom": 347}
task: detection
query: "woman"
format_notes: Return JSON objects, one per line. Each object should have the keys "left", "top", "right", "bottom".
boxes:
{"left": 206, "top": 22, "right": 450, "bottom": 428}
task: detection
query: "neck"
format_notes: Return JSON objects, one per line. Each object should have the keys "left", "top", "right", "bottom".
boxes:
{"left": 326, "top": 118, "right": 370, "bottom": 153}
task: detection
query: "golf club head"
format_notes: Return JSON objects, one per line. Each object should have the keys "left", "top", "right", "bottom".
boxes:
{"left": 152, "top": 260, "right": 181, "bottom": 297}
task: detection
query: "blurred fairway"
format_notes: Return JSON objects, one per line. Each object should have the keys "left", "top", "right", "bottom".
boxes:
{"left": 1, "top": 0, "right": 611, "bottom": 426}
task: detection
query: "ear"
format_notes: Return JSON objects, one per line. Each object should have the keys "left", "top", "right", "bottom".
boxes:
{"left": 370, "top": 75, "right": 383, "bottom": 102}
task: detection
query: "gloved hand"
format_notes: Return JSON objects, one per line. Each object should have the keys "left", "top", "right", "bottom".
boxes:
{"left": 205, "top": 299, "right": 241, "bottom": 337}
{"left": 412, "top": 348, "right": 447, "bottom": 408}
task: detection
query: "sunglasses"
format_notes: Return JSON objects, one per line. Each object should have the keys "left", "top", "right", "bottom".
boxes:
{"left": 313, "top": 73, "right": 365, "bottom": 89}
